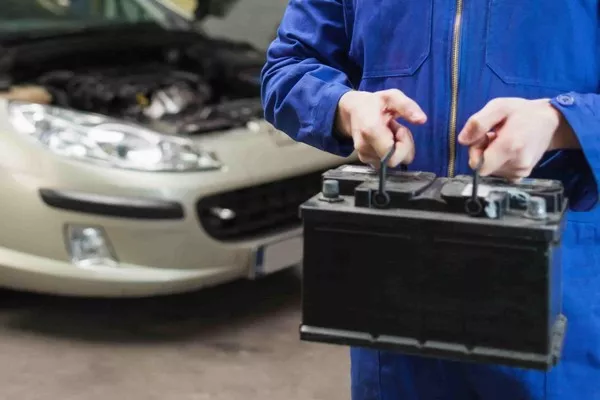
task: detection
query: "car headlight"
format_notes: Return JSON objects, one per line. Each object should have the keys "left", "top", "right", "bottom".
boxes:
{"left": 6, "top": 101, "right": 222, "bottom": 172}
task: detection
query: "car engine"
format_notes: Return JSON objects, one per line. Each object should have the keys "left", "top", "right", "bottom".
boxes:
{"left": 37, "top": 61, "right": 263, "bottom": 135}
{"left": 0, "top": 27, "right": 266, "bottom": 136}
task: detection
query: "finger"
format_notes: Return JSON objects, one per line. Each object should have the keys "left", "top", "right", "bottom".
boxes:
{"left": 363, "top": 120, "right": 397, "bottom": 164}
{"left": 355, "top": 136, "right": 380, "bottom": 168}
{"left": 394, "top": 120, "right": 415, "bottom": 148}
{"left": 494, "top": 164, "right": 531, "bottom": 182}
{"left": 357, "top": 147, "right": 379, "bottom": 164}
{"left": 379, "top": 89, "right": 427, "bottom": 124}
{"left": 369, "top": 160, "right": 382, "bottom": 170}
{"left": 478, "top": 134, "right": 515, "bottom": 176}
{"left": 388, "top": 120, "right": 415, "bottom": 165}
{"left": 353, "top": 127, "right": 378, "bottom": 156}
{"left": 353, "top": 134, "right": 379, "bottom": 159}
{"left": 493, "top": 169, "right": 524, "bottom": 183}
{"left": 458, "top": 99, "right": 510, "bottom": 145}
{"left": 467, "top": 131, "right": 496, "bottom": 169}
{"left": 359, "top": 154, "right": 380, "bottom": 168}
{"left": 468, "top": 144, "right": 485, "bottom": 170}
{"left": 355, "top": 143, "right": 378, "bottom": 162}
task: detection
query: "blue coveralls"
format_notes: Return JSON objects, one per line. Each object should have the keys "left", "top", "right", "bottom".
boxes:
{"left": 261, "top": 1, "right": 600, "bottom": 399}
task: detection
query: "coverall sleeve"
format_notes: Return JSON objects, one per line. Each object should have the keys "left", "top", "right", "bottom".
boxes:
{"left": 260, "top": 0, "right": 357, "bottom": 157}
{"left": 533, "top": 93, "right": 599, "bottom": 211}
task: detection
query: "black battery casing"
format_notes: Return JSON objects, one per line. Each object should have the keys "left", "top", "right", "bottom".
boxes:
{"left": 299, "top": 165, "right": 568, "bottom": 370}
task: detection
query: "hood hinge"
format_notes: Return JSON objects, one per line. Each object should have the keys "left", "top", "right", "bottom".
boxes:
{"left": 0, "top": 47, "right": 15, "bottom": 90}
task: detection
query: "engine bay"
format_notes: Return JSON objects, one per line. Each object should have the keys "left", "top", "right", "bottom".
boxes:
{"left": 0, "top": 26, "right": 265, "bottom": 136}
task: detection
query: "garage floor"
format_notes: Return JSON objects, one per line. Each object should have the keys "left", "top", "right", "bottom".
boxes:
{"left": 0, "top": 270, "right": 349, "bottom": 400}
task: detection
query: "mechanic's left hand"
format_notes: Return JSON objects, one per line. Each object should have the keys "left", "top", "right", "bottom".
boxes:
{"left": 458, "top": 98, "right": 579, "bottom": 181}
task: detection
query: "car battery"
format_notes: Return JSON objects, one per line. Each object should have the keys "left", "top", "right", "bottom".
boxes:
{"left": 299, "top": 152, "right": 568, "bottom": 371}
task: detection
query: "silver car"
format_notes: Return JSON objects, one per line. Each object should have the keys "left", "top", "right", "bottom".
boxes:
{"left": 0, "top": 0, "right": 351, "bottom": 297}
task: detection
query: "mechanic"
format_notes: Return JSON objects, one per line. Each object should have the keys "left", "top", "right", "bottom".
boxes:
{"left": 260, "top": 1, "right": 600, "bottom": 399}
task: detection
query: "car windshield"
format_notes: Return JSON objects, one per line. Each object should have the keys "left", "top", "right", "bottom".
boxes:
{"left": 0, "top": 0, "right": 182, "bottom": 33}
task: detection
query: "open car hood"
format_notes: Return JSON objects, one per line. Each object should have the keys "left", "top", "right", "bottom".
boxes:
{"left": 192, "top": 0, "right": 241, "bottom": 20}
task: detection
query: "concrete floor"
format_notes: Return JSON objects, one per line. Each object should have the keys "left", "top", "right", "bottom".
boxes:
{"left": 0, "top": 270, "right": 349, "bottom": 400}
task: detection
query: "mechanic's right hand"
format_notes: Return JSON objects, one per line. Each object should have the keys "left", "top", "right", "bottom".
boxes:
{"left": 335, "top": 89, "right": 427, "bottom": 168}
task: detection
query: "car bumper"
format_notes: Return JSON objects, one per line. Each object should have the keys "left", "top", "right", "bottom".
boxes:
{"left": 0, "top": 103, "right": 350, "bottom": 297}
{"left": 0, "top": 170, "right": 308, "bottom": 297}
{"left": 0, "top": 227, "right": 302, "bottom": 297}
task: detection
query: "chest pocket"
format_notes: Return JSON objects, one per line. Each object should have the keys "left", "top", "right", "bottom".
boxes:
{"left": 486, "top": 0, "right": 599, "bottom": 92}
{"left": 347, "top": 0, "right": 434, "bottom": 78}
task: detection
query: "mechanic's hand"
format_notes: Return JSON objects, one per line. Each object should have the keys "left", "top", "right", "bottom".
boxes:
{"left": 335, "top": 89, "right": 427, "bottom": 168}
{"left": 457, "top": 98, "right": 579, "bottom": 181}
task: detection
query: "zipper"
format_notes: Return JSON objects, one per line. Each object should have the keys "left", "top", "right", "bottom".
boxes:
{"left": 447, "top": 0, "right": 464, "bottom": 178}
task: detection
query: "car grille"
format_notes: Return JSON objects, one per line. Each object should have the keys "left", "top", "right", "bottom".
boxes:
{"left": 196, "top": 170, "right": 327, "bottom": 241}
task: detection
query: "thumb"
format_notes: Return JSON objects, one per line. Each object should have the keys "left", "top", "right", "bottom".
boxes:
{"left": 458, "top": 99, "right": 510, "bottom": 145}
{"left": 379, "top": 89, "right": 427, "bottom": 124}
